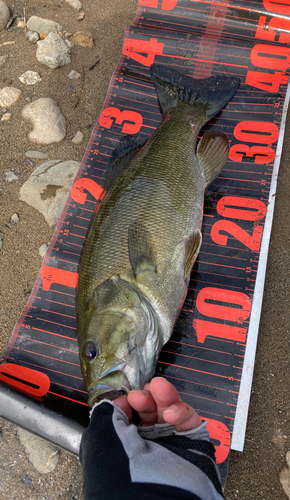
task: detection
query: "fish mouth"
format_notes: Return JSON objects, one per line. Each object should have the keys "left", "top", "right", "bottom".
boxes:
{"left": 87, "top": 370, "right": 131, "bottom": 407}
{"left": 88, "top": 387, "right": 127, "bottom": 406}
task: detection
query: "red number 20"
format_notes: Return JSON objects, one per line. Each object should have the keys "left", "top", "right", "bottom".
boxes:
{"left": 211, "top": 197, "right": 267, "bottom": 252}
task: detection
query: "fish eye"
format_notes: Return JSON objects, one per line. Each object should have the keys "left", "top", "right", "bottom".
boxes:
{"left": 83, "top": 342, "right": 99, "bottom": 361}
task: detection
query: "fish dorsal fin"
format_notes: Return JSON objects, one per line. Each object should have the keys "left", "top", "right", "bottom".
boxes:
{"left": 197, "top": 131, "right": 229, "bottom": 188}
{"left": 184, "top": 230, "right": 202, "bottom": 279}
{"left": 103, "top": 135, "right": 146, "bottom": 192}
{"left": 128, "top": 221, "right": 157, "bottom": 277}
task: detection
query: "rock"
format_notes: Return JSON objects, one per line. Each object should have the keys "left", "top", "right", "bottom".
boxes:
{"left": 39, "top": 242, "right": 49, "bottom": 258}
{"left": 26, "top": 30, "right": 39, "bottom": 43}
{"left": 1, "top": 112, "right": 11, "bottom": 121}
{"left": 10, "top": 213, "right": 19, "bottom": 224}
{"left": 71, "top": 130, "right": 84, "bottom": 144}
{"left": 25, "top": 150, "right": 49, "bottom": 160}
{"left": 36, "top": 32, "right": 71, "bottom": 69}
{"left": 71, "top": 31, "right": 93, "bottom": 48}
{"left": 19, "top": 71, "right": 41, "bottom": 85}
{"left": 0, "top": 231, "right": 4, "bottom": 249}
{"left": 68, "top": 69, "right": 81, "bottom": 79}
{"left": 0, "top": 1, "right": 10, "bottom": 32}
{"left": 0, "top": 87, "right": 22, "bottom": 108}
{"left": 22, "top": 98, "right": 66, "bottom": 144}
{"left": 19, "top": 160, "right": 80, "bottom": 226}
{"left": 280, "top": 452, "right": 290, "bottom": 499}
{"left": 77, "top": 11, "right": 85, "bottom": 20}
{"left": 5, "top": 171, "right": 19, "bottom": 182}
{"left": 66, "top": 0, "right": 82, "bottom": 10}
{"left": 0, "top": 54, "right": 8, "bottom": 66}
{"left": 26, "top": 16, "right": 63, "bottom": 35}
{"left": 18, "top": 428, "right": 60, "bottom": 474}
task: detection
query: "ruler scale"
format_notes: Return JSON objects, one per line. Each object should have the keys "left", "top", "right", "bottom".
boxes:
{"left": 1, "top": 0, "right": 290, "bottom": 477}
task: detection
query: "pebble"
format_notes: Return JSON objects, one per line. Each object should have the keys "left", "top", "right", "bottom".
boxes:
{"left": 71, "top": 130, "right": 84, "bottom": 144}
{"left": 66, "top": 0, "right": 83, "bottom": 10}
{"left": 26, "top": 30, "right": 39, "bottom": 43}
{"left": 19, "top": 160, "right": 80, "bottom": 226}
{"left": 22, "top": 475, "right": 32, "bottom": 486}
{"left": 22, "top": 98, "right": 66, "bottom": 144}
{"left": 1, "top": 112, "right": 12, "bottom": 121}
{"left": 17, "top": 428, "right": 60, "bottom": 474}
{"left": 65, "top": 39, "right": 74, "bottom": 49}
{"left": 26, "top": 158, "right": 35, "bottom": 167}
{"left": 0, "top": 54, "right": 8, "bottom": 66}
{"left": 17, "top": 20, "right": 25, "bottom": 28}
{"left": 77, "top": 11, "right": 85, "bottom": 20}
{"left": 36, "top": 32, "right": 71, "bottom": 69}
{"left": 280, "top": 451, "right": 290, "bottom": 499}
{"left": 25, "top": 150, "right": 49, "bottom": 160}
{"left": 0, "top": 87, "right": 22, "bottom": 108}
{"left": 26, "top": 16, "right": 63, "bottom": 35}
{"left": 0, "top": 231, "right": 4, "bottom": 249}
{"left": 39, "top": 242, "right": 49, "bottom": 258}
{"left": 5, "top": 170, "right": 19, "bottom": 182}
{"left": 10, "top": 213, "right": 19, "bottom": 224}
{"left": 68, "top": 69, "right": 81, "bottom": 79}
{"left": 71, "top": 31, "right": 93, "bottom": 47}
{"left": 19, "top": 70, "right": 41, "bottom": 85}
{"left": 0, "top": 1, "right": 10, "bottom": 32}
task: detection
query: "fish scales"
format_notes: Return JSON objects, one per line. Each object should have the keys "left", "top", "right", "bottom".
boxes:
{"left": 80, "top": 109, "right": 203, "bottom": 299}
{"left": 76, "top": 64, "right": 240, "bottom": 405}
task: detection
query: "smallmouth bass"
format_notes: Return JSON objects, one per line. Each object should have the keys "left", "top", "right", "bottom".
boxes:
{"left": 76, "top": 65, "right": 239, "bottom": 406}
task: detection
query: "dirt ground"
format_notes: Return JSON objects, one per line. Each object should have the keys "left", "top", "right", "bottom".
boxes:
{"left": 0, "top": 0, "right": 289, "bottom": 499}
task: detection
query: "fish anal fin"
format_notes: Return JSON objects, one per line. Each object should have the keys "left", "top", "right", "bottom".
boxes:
{"left": 184, "top": 230, "right": 202, "bottom": 279}
{"left": 128, "top": 221, "right": 157, "bottom": 277}
{"left": 197, "top": 131, "right": 229, "bottom": 187}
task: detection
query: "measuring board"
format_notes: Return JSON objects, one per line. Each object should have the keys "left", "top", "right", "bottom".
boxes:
{"left": 1, "top": 0, "right": 290, "bottom": 476}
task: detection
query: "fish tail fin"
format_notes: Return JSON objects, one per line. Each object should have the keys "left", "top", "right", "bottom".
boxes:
{"left": 150, "top": 64, "right": 239, "bottom": 122}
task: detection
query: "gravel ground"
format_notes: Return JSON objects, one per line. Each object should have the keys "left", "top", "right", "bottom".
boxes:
{"left": 0, "top": 1, "right": 289, "bottom": 499}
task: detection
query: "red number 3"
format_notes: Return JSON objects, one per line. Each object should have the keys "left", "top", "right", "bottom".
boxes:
{"left": 99, "top": 107, "right": 143, "bottom": 134}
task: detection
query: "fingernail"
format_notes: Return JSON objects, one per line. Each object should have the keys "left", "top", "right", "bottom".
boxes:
{"left": 164, "top": 404, "right": 179, "bottom": 413}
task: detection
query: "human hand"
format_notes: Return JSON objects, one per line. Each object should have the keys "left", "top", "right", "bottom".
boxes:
{"left": 114, "top": 376, "right": 202, "bottom": 432}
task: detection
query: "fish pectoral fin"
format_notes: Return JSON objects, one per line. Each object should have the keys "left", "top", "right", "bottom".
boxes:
{"left": 197, "top": 131, "right": 229, "bottom": 188}
{"left": 128, "top": 221, "right": 157, "bottom": 277}
{"left": 184, "top": 230, "right": 202, "bottom": 279}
